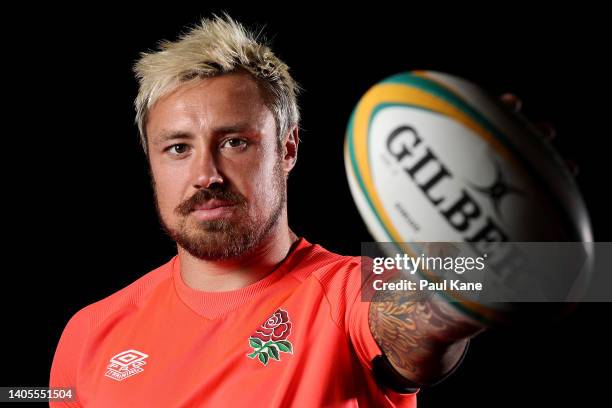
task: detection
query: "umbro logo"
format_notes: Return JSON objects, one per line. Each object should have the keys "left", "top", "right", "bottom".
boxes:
{"left": 104, "top": 349, "right": 149, "bottom": 382}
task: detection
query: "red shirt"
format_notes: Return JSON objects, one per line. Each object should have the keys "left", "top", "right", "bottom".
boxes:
{"left": 50, "top": 237, "right": 417, "bottom": 407}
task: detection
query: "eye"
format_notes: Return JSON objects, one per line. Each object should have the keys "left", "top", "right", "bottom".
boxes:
{"left": 221, "top": 138, "right": 247, "bottom": 149}
{"left": 165, "top": 143, "right": 190, "bottom": 156}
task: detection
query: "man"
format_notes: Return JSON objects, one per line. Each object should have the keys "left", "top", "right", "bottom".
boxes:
{"left": 50, "top": 15, "right": 483, "bottom": 407}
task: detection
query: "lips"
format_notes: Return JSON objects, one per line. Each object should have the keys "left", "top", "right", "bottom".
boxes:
{"left": 193, "top": 200, "right": 236, "bottom": 211}
{"left": 190, "top": 200, "right": 237, "bottom": 221}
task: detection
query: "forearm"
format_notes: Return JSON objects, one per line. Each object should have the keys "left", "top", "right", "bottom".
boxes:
{"left": 369, "top": 293, "right": 485, "bottom": 385}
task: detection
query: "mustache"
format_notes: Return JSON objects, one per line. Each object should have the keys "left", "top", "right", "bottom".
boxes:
{"left": 175, "top": 185, "right": 246, "bottom": 216}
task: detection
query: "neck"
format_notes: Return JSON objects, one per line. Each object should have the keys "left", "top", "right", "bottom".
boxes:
{"left": 177, "top": 216, "right": 299, "bottom": 292}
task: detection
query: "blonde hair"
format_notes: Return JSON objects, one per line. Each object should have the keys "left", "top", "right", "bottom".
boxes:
{"left": 133, "top": 14, "right": 300, "bottom": 154}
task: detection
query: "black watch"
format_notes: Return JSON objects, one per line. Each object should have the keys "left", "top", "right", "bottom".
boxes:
{"left": 371, "top": 339, "right": 470, "bottom": 393}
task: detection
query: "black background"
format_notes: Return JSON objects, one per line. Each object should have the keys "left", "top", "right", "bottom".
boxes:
{"left": 2, "top": 5, "right": 610, "bottom": 407}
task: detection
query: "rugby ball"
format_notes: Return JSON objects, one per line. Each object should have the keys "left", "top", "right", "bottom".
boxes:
{"left": 344, "top": 71, "right": 593, "bottom": 322}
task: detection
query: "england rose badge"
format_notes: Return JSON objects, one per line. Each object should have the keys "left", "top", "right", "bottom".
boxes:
{"left": 247, "top": 308, "right": 294, "bottom": 365}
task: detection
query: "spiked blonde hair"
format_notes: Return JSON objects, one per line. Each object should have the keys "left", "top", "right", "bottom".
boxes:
{"left": 133, "top": 15, "right": 300, "bottom": 154}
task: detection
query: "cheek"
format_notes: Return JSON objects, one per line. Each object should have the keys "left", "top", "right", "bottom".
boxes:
{"left": 151, "top": 165, "right": 185, "bottom": 215}
{"left": 230, "top": 148, "right": 280, "bottom": 212}
{"left": 254, "top": 152, "right": 283, "bottom": 209}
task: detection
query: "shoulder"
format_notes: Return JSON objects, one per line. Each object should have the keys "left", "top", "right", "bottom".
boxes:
{"left": 64, "top": 256, "right": 176, "bottom": 334}
{"left": 295, "top": 239, "right": 369, "bottom": 322}
{"left": 50, "top": 257, "right": 175, "bottom": 388}
{"left": 292, "top": 238, "right": 361, "bottom": 282}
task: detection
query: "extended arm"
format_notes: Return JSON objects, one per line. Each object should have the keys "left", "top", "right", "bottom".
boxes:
{"left": 369, "top": 288, "right": 485, "bottom": 386}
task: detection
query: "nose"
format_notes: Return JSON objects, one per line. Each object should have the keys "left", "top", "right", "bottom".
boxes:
{"left": 192, "top": 149, "right": 224, "bottom": 189}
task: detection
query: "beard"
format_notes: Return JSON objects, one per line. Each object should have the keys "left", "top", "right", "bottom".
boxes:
{"left": 154, "top": 160, "right": 287, "bottom": 261}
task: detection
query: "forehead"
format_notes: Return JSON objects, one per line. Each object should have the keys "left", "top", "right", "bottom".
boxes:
{"left": 146, "top": 72, "right": 273, "bottom": 139}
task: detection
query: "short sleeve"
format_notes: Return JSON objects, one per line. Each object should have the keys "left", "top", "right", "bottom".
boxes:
{"left": 348, "top": 295, "right": 382, "bottom": 369}
{"left": 346, "top": 257, "right": 419, "bottom": 405}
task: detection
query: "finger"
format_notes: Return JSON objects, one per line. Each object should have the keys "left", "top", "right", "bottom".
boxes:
{"left": 535, "top": 121, "right": 557, "bottom": 142}
{"left": 500, "top": 93, "right": 523, "bottom": 113}
{"left": 564, "top": 158, "right": 580, "bottom": 177}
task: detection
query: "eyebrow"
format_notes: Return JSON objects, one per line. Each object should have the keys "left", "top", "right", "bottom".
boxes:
{"left": 155, "top": 131, "right": 193, "bottom": 144}
{"left": 153, "top": 124, "right": 255, "bottom": 144}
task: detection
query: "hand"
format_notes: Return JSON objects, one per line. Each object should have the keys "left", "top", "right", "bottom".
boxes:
{"left": 500, "top": 92, "right": 579, "bottom": 176}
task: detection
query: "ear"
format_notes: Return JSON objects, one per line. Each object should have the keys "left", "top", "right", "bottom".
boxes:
{"left": 281, "top": 125, "right": 299, "bottom": 173}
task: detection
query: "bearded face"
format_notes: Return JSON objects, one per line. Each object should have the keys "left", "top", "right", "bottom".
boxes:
{"left": 154, "top": 156, "right": 286, "bottom": 261}
{"left": 146, "top": 72, "right": 293, "bottom": 261}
